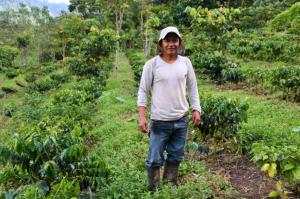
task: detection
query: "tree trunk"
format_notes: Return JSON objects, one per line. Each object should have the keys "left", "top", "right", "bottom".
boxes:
{"left": 115, "top": 7, "right": 124, "bottom": 77}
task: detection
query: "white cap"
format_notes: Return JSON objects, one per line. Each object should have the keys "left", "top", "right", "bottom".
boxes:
{"left": 158, "top": 26, "right": 181, "bottom": 42}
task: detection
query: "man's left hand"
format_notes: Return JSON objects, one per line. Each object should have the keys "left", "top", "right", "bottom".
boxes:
{"left": 192, "top": 110, "right": 201, "bottom": 128}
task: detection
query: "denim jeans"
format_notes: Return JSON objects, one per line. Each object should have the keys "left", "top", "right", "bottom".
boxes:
{"left": 146, "top": 115, "right": 188, "bottom": 168}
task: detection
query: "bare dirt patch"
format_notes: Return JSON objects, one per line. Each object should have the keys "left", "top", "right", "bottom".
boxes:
{"left": 207, "top": 153, "right": 276, "bottom": 199}
{"left": 185, "top": 149, "right": 281, "bottom": 198}
{"left": 216, "top": 82, "right": 269, "bottom": 96}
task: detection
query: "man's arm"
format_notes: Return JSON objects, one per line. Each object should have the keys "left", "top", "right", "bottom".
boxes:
{"left": 186, "top": 58, "right": 201, "bottom": 127}
{"left": 137, "top": 60, "right": 153, "bottom": 133}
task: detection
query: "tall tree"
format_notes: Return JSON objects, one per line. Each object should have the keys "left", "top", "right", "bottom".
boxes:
{"left": 95, "top": 0, "right": 131, "bottom": 76}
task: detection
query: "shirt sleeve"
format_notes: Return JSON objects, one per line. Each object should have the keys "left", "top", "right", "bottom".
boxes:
{"left": 186, "top": 58, "right": 202, "bottom": 113}
{"left": 137, "top": 60, "right": 153, "bottom": 107}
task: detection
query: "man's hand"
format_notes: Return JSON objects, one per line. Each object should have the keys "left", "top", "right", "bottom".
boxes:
{"left": 139, "top": 116, "right": 148, "bottom": 134}
{"left": 138, "top": 106, "right": 148, "bottom": 134}
{"left": 192, "top": 110, "right": 201, "bottom": 128}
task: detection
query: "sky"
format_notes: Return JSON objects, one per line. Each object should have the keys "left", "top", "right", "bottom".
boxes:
{"left": 45, "top": 0, "right": 70, "bottom": 4}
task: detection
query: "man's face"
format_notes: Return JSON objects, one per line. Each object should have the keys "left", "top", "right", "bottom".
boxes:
{"left": 161, "top": 33, "right": 180, "bottom": 56}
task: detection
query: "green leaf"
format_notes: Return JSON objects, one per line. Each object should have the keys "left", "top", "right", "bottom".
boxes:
{"left": 116, "top": 96, "right": 125, "bottom": 103}
{"left": 283, "top": 163, "right": 294, "bottom": 171}
{"left": 293, "top": 166, "right": 300, "bottom": 180}
{"left": 269, "top": 191, "right": 279, "bottom": 197}
{"left": 275, "top": 180, "right": 282, "bottom": 191}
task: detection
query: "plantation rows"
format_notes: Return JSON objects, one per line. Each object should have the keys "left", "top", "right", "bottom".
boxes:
{"left": 0, "top": 19, "right": 116, "bottom": 197}
{"left": 190, "top": 52, "right": 300, "bottom": 102}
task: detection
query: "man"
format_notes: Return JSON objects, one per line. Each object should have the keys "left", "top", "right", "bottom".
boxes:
{"left": 137, "top": 26, "right": 201, "bottom": 191}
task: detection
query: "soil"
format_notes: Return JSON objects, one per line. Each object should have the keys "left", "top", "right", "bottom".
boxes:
{"left": 206, "top": 153, "right": 277, "bottom": 199}
{"left": 216, "top": 82, "right": 269, "bottom": 96}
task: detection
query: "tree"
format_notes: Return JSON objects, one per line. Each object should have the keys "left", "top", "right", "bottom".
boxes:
{"left": 144, "top": 14, "right": 160, "bottom": 57}
{"left": 186, "top": 6, "right": 238, "bottom": 54}
{"left": 94, "top": 0, "right": 131, "bottom": 76}
{"left": 16, "top": 33, "right": 30, "bottom": 65}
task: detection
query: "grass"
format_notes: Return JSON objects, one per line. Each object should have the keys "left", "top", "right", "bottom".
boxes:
{"left": 226, "top": 54, "right": 299, "bottom": 70}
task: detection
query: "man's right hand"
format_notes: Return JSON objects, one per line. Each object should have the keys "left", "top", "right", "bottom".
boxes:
{"left": 138, "top": 106, "right": 148, "bottom": 134}
{"left": 139, "top": 117, "right": 148, "bottom": 134}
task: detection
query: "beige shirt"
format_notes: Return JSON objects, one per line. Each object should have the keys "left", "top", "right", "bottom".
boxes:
{"left": 137, "top": 55, "right": 201, "bottom": 121}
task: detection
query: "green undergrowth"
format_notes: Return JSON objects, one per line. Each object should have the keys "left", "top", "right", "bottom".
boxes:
{"left": 199, "top": 79, "right": 300, "bottom": 187}
{"left": 92, "top": 53, "right": 238, "bottom": 198}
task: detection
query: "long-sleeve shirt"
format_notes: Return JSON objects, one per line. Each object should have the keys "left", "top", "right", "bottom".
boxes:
{"left": 137, "top": 55, "right": 201, "bottom": 121}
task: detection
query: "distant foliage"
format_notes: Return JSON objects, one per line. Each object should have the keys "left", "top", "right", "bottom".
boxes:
{"left": 269, "top": 66, "right": 300, "bottom": 101}
{"left": 26, "top": 78, "right": 60, "bottom": 93}
{"left": 0, "top": 45, "right": 19, "bottom": 69}
{"left": 270, "top": 2, "right": 300, "bottom": 33}
{"left": 126, "top": 50, "right": 146, "bottom": 87}
{"left": 186, "top": 6, "right": 242, "bottom": 54}
{"left": 191, "top": 52, "right": 244, "bottom": 84}
{"left": 230, "top": 2, "right": 293, "bottom": 30}
{"left": 228, "top": 32, "right": 300, "bottom": 63}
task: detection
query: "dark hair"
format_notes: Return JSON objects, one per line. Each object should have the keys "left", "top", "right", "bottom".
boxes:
{"left": 156, "top": 38, "right": 185, "bottom": 56}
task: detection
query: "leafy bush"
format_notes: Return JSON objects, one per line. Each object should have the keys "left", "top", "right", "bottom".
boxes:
{"left": 16, "top": 80, "right": 28, "bottom": 87}
{"left": 52, "top": 89, "right": 88, "bottom": 106}
{"left": 39, "top": 50, "right": 54, "bottom": 64}
{"left": 50, "top": 72, "right": 71, "bottom": 84}
{"left": 0, "top": 45, "right": 19, "bottom": 69}
{"left": 3, "top": 103, "right": 17, "bottom": 117}
{"left": 0, "top": 122, "right": 109, "bottom": 192}
{"left": 81, "top": 28, "right": 116, "bottom": 60}
{"left": 221, "top": 66, "right": 245, "bottom": 84}
{"left": 0, "top": 90, "right": 5, "bottom": 98}
{"left": 13, "top": 183, "right": 47, "bottom": 199}
{"left": 231, "top": 2, "right": 293, "bottom": 30}
{"left": 198, "top": 95, "right": 249, "bottom": 141}
{"left": 5, "top": 71, "right": 18, "bottom": 79}
{"left": 40, "top": 63, "right": 61, "bottom": 75}
{"left": 289, "top": 16, "right": 300, "bottom": 34}
{"left": 270, "top": 2, "right": 300, "bottom": 32}
{"left": 68, "top": 56, "right": 101, "bottom": 77}
{"left": 228, "top": 32, "right": 300, "bottom": 63}
{"left": 1, "top": 86, "right": 18, "bottom": 93}
{"left": 191, "top": 52, "right": 243, "bottom": 84}
{"left": 192, "top": 53, "right": 228, "bottom": 80}
{"left": 269, "top": 66, "right": 300, "bottom": 101}
{"left": 73, "top": 78, "right": 103, "bottom": 101}
{"left": 251, "top": 142, "right": 300, "bottom": 185}
{"left": 24, "top": 73, "right": 38, "bottom": 83}
{"left": 126, "top": 50, "right": 146, "bottom": 87}
{"left": 48, "top": 178, "right": 80, "bottom": 198}
{"left": 26, "top": 78, "right": 60, "bottom": 93}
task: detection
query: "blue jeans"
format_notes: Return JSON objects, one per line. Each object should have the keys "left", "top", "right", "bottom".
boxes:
{"left": 146, "top": 115, "right": 188, "bottom": 168}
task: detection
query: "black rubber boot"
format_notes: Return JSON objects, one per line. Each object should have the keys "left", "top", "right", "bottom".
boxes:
{"left": 163, "top": 161, "right": 179, "bottom": 186}
{"left": 146, "top": 166, "right": 160, "bottom": 191}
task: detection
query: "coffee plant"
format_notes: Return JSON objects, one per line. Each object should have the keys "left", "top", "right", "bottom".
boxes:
{"left": 191, "top": 52, "right": 243, "bottom": 84}
{"left": 199, "top": 95, "right": 249, "bottom": 141}
{"left": 0, "top": 45, "right": 19, "bottom": 69}
{"left": 126, "top": 50, "right": 147, "bottom": 87}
